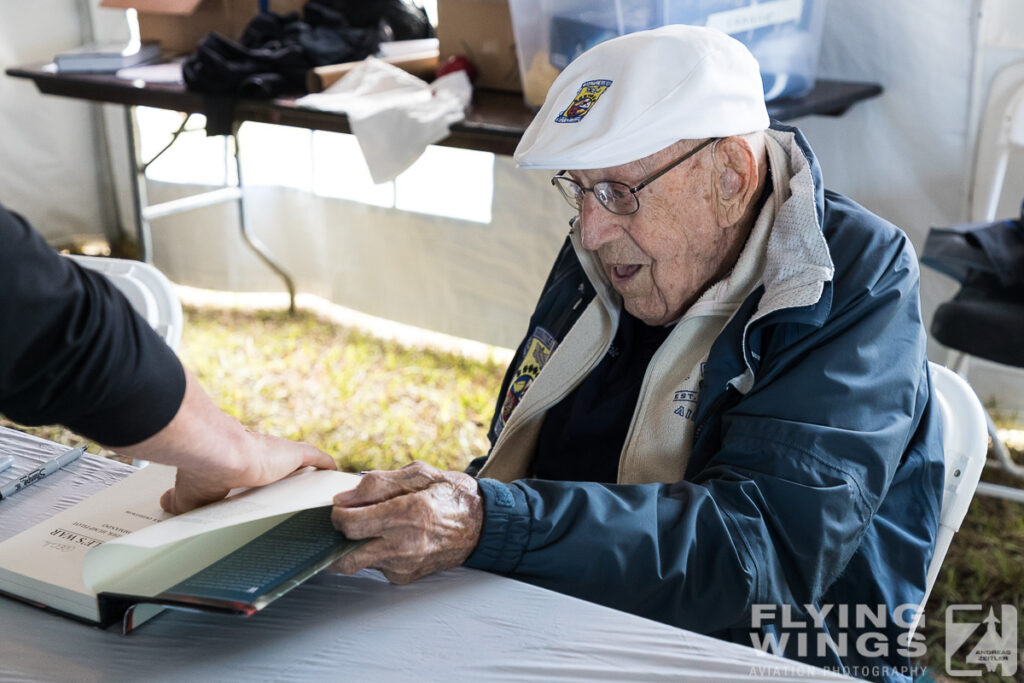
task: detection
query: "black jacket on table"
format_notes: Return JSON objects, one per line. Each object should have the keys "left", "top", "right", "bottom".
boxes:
{"left": 0, "top": 203, "right": 184, "bottom": 446}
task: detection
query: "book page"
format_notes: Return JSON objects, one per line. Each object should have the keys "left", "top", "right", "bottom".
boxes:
{"left": 105, "top": 468, "right": 359, "bottom": 549}
{"left": 155, "top": 506, "right": 360, "bottom": 613}
{"left": 89, "top": 513, "right": 296, "bottom": 598}
{"left": 0, "top": 463, "right": 174, "bottom": 620}
{"left": 0, "top": 463, "right": 360, "bottom": 621}
{"left": 82, "top": 468, "right": 360, "bottom": 594}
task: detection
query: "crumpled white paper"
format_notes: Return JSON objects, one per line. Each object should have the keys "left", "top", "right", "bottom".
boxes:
{"left": 296, "top": 57, "right": 472, "bottom": 183}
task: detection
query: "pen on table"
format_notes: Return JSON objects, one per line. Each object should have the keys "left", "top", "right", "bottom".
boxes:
{"left": 0, "top": 455, "right": 12, "bottom": 473}
{"left": 0, "top": 445, "right": 85, "bottom": 501}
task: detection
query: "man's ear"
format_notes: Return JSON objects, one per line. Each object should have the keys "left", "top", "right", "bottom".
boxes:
{"left": 712, "top": 137, "right": 758, "bottom": 227}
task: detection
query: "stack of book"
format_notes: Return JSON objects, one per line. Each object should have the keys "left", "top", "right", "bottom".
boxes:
{"left": 54, "top": 41, "right": 161, "bottom": 73}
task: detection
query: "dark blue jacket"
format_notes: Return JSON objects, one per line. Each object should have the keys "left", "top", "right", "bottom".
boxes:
{"left": 465, "top": 123, "right": 944, "bottom": 682}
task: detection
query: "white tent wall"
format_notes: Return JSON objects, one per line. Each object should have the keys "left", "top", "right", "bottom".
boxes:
{"left": 795, "top": 3, "right": 974, "bottom": 375}
{"left": 0, "top": 1, "right": 130, "bottom": 243}
{"left": 145, "top": 163, "right": 572, "bottom": 348}
{"left": 964, "top": 1, "right": 1024, "bottom": 409}
{"left": 796, "top": 0, "right": 1024, "bottom": 408}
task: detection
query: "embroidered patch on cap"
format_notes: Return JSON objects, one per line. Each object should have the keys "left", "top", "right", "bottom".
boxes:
{"left": 555, "top": 80, "right": 612, "bottom": 123}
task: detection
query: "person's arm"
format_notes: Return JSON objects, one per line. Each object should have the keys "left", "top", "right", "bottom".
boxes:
{"left": 0, "top": 206, "right": 186, "bottom": 446}
{"left": 119, "top": 368, "right": 335, "bottom": 514}
{"left": 0, "top": 204, "right": 334, "bottom": 512}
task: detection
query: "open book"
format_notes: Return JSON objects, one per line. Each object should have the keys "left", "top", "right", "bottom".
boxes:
{"left": 0, "top": 463, "right": 362, "bottom": 632}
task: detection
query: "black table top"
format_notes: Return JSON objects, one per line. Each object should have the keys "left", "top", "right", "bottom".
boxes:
{"left": 6, "top": 63, "right": 882, "bottom": 156}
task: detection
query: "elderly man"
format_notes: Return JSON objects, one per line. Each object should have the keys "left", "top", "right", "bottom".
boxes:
{"left": 331, "top": 26, "right": 943, "bottom": 682}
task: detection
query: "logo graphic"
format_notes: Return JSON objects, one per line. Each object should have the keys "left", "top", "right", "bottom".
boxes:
{"left": 555, "top": 80, "right": 612, "bottom": 123}
{"left": 946, "top": 604, "right": 1017, "bottom": 676}
{"left": 672, "top": 390, "right": 697, "bottom": 421}
{"left": 747, "top": 602, "right": 928, "bottom": 680}
{"left": 495, "top": 327, "right": 557, "bottom": 435}
{"left": 670, "top": 362, "right": 705, "bottom": 421}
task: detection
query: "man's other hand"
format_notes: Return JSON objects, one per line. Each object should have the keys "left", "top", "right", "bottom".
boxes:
{"left": 329, "top": 461, "right": 483, "bottom": 584}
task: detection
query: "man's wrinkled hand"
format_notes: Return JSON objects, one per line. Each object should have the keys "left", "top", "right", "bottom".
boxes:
{"left": 329, "top": 461, "right": 483, "bottom": 584}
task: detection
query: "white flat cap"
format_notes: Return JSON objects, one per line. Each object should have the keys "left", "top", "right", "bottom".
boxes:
{"left": 514, "top": 24, "right": 770, "bottom": 170}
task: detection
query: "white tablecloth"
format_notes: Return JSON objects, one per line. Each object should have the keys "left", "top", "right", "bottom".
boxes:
{"left": 0, "top": 427, "right": 852, "bottom": 682}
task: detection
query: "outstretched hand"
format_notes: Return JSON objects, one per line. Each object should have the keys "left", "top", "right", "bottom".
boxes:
{"left": 330, "top": 461, "right": 483, "bottom": 584}
{"left": 160, "top": 430, "right": 336, "bottom": 514}
{"left": 115, "top": 368, "right": 336, "bottom": 514}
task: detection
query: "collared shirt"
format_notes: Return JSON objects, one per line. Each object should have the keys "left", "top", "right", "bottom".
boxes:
{"left": 532, "top": 311, "right": 672, "bottom": 483}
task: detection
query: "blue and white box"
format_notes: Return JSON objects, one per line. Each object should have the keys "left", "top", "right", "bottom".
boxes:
{"left": 510, "top": 0, "right": 828, "bottom": 106}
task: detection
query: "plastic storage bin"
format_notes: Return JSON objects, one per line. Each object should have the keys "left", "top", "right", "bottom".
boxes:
{"left": 509, "top": 0, "right": 828, "bottom": 106}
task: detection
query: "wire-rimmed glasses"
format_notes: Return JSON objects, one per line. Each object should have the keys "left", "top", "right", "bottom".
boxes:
{"left": 551, "top": 138, "right": 717, "bottom": 216}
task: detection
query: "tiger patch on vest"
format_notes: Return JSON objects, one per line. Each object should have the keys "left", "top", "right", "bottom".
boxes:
{"left": 495, "top": 327, "right": 557, "bottom": 436}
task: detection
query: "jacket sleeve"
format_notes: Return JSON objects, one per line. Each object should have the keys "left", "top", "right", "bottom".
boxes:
{"left": 465, "top": 229, "right": 934, "bottom": 635}
{"left": 0, "top": 205, "right": 185, "bottom": 446}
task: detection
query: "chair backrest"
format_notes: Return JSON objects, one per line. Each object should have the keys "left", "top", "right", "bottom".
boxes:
{"left": 910, "top": 362, "right": 988, "bottom": 637}
{"left": 971, "top": 61, "right": 1024, "bottom": 222}
{"left": 65, "top": 255, "right": 183, "bottom": 352}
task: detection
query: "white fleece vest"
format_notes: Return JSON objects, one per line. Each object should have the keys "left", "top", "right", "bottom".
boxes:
{"left": 479, "top": 132, "right": 831, "bottom": 484}
{"left": 616, "top": 170, "right": 780, "bottom": 483}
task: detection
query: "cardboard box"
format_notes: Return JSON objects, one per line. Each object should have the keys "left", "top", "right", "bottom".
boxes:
{"left": 100, "top": 0, "right": 305, "bottom": 55}
{"left": 437, "top": 0, "right": 520, "bottom": 92}
{"left": 307, "top": 50, "right": 439, "bottom": 92}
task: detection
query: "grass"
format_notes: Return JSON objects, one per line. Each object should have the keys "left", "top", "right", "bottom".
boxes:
{"left": 920, "top": 463, "right": 1024, "bottom": 681}
{"left": 177, "top": 305, "right": 507, "bottom": 474}
{"left": 2, "top": 302, "right": 1022, "bottom": 679}
{"left": 0, "top": 305, "right": 506, "bottom": 471}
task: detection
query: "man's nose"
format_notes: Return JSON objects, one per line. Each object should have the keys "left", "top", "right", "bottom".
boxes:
{"left": 579, "top": 198, "right": 624, "bottom": 250}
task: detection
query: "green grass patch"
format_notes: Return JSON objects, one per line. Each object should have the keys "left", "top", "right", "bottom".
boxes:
{"left": 175, "top": 306, "right": 506, "bottom": 474}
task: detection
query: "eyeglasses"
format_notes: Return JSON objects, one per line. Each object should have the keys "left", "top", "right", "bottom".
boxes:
{"left": 551, "top": 138, "right": 717, "bottom": 216}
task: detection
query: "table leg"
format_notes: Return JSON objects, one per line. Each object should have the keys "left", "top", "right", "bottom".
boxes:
{"left": 124, "top": 105, "right": 152, "bottom": 263}
{"left": 122, "top": 108, "right": 297, "bottom": 314}
{"left": 231, "top": 126, "right": 297, "bottom": 315}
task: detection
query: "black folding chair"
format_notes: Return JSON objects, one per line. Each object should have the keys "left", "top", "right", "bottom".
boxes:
{"left": 922, "top": 204, "right": 1024, "bottom": 503}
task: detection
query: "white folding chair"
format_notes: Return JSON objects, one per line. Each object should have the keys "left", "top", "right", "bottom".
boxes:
{"left": 970, "top": 61, "right": 1024, "bottom": 224}
{"left": 942, "top": 59, "right": 1024, "bottom": 502}
{"left": 65, "top": 254, "right": 183, "bottom": 352}
{"left": 909, "top": 362, "right": 988, "bottom": 638}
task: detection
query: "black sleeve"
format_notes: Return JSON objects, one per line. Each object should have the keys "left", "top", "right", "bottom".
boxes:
{"left": 0, "top": 203, "right": 186, "bottom": 446}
